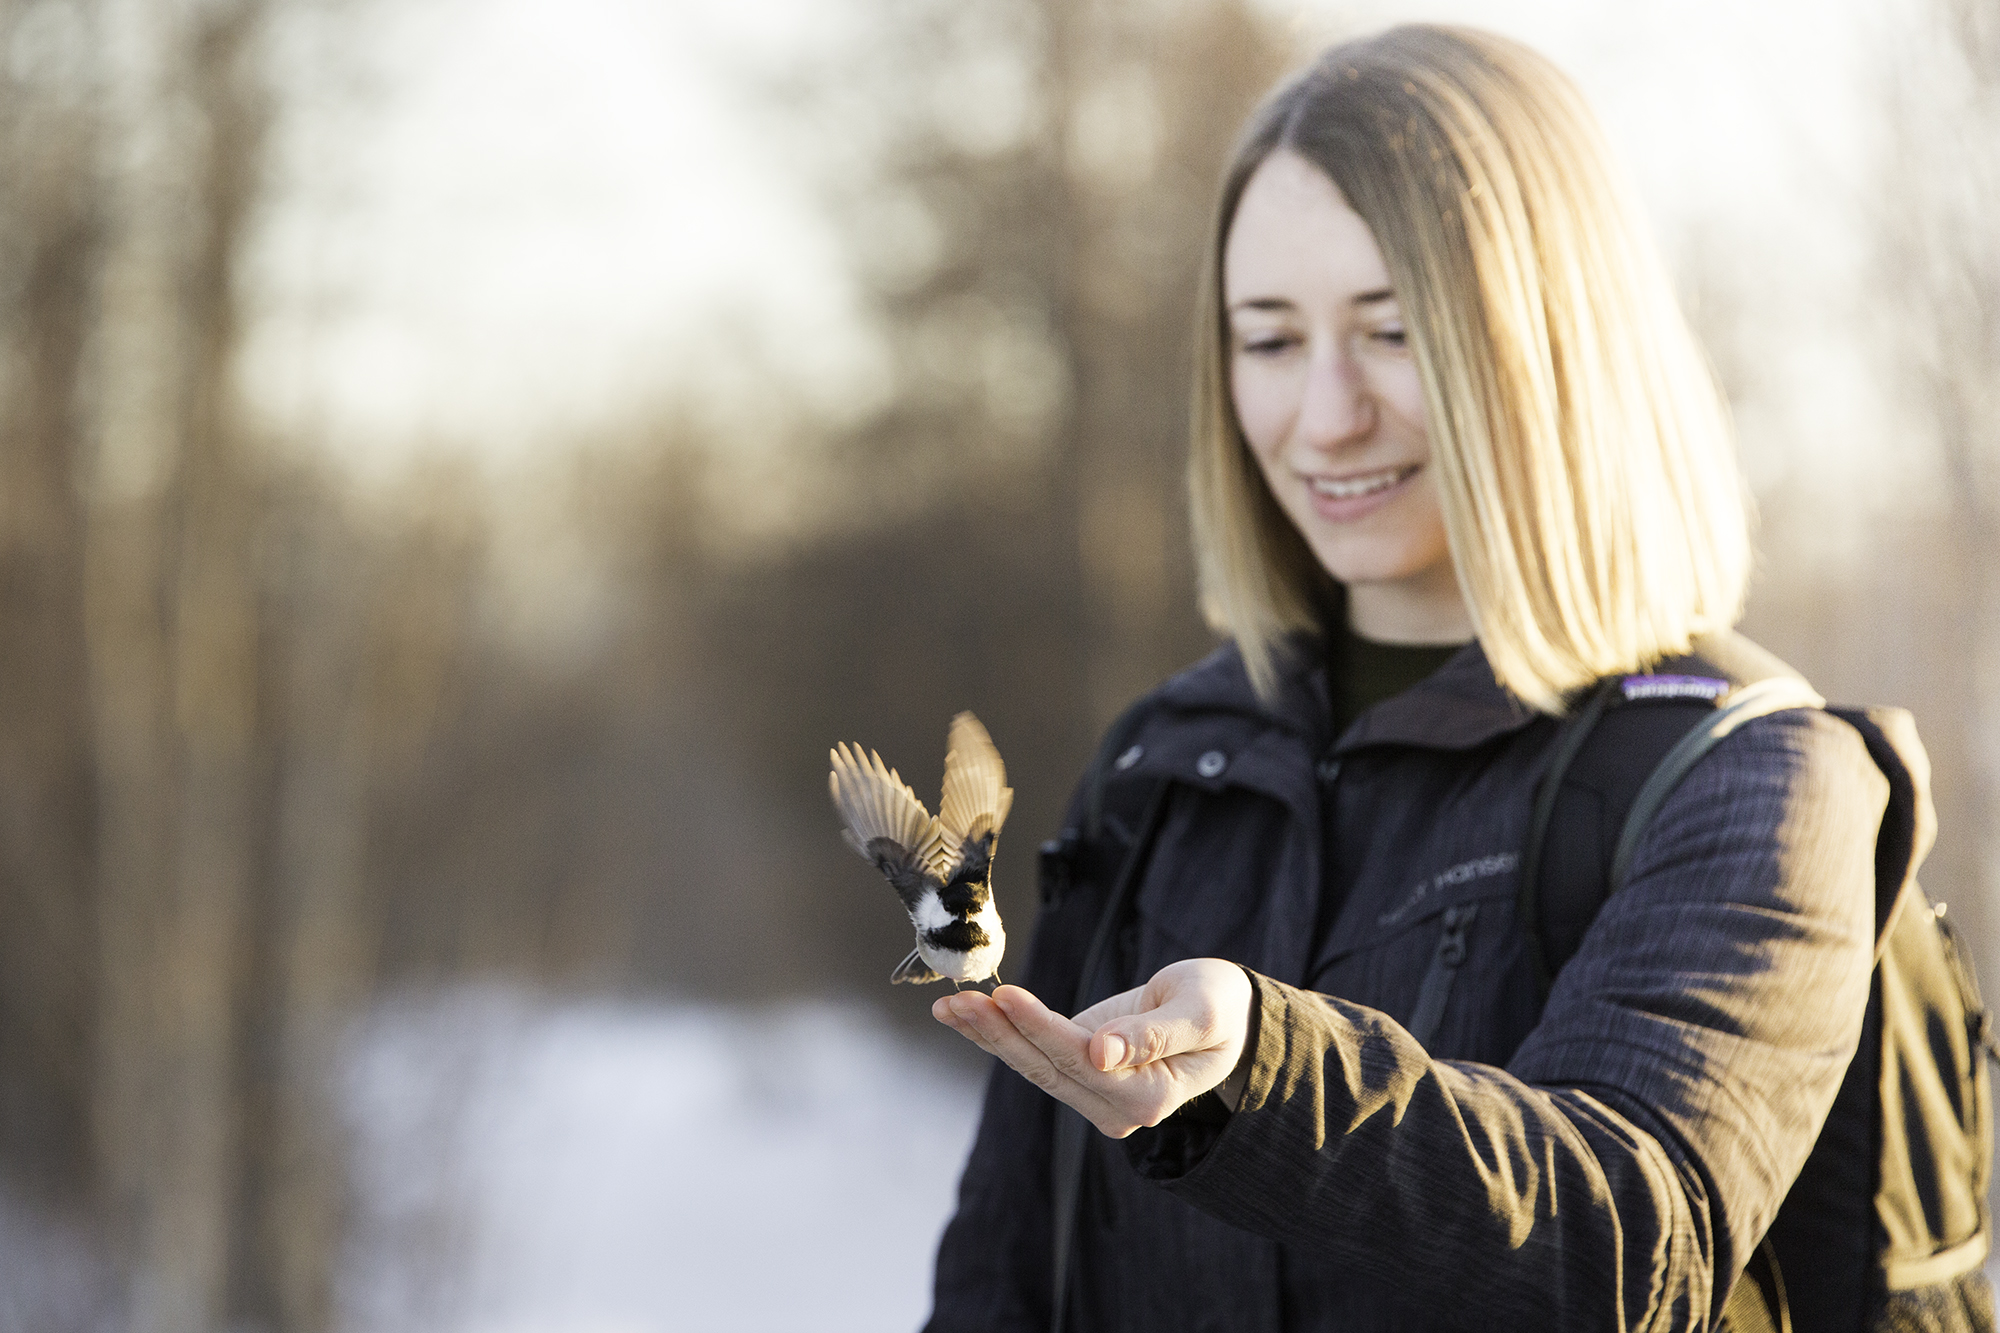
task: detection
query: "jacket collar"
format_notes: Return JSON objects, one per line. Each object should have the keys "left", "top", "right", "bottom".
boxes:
{"left": 1154, "top": 635, "right": 1541, "bottom": 756}
{"left": 1334, "top": 640, "right": 1541, "bottom": 754}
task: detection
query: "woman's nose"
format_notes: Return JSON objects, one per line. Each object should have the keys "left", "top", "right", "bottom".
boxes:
{"left": 1294, "top": 351, "right": 1375, "bottom": 451}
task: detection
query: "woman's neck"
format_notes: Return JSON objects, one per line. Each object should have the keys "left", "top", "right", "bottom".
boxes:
{"left": 1345, "top": 574, "right": 1474, "bottom": 646}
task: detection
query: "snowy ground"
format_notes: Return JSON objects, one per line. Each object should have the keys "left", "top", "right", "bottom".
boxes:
{"left": 337, "top": 989, "right": 985, "bottom": 1333}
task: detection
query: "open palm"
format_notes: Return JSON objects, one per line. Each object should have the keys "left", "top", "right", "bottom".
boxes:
{"left": 933, "top": 958, "right": 1253, "bottom": 1138}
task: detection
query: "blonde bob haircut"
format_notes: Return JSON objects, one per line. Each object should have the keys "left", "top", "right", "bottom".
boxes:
{"left": 1189, "top": 25, "right": 1752, "bottom": 714}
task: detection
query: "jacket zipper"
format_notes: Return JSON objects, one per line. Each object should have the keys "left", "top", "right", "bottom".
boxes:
{"left": 1311, "top": 755, "right": 1343, "bottom": 973}
{"left": 1407, "top": 903, "right": 1478, "bottom": 1048}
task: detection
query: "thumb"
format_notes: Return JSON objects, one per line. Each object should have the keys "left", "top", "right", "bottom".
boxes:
{"left": 1088, "top": 1001, "right": 1212, "bottom": 1073}
{"left": 1089, "top": 959, "right": 1251, "bottom": 1072}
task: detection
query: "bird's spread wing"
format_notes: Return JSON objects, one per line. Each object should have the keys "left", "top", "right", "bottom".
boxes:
{"left": 829, "top": 742, "right": 946, "bottom": 908}
{"left": 936, "top": 712, "right": 1012, "bottom": 876}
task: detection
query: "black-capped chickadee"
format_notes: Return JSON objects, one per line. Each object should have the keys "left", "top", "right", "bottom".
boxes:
{"left": 828, "top": 712, "right": 1012, "bottom": 987}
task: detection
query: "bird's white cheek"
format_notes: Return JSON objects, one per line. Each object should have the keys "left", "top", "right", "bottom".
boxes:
{"left": 911, "top": 892, "right": 952, "bottom": 932}
{"left": 971, "top": 901, "right": 1005, "bottom": 943}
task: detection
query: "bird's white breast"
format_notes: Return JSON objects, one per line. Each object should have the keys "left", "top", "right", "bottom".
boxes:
{"left": 916, "top": 898, "right": 1005, "bottom": 984}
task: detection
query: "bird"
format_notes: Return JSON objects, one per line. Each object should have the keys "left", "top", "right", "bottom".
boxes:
{"left": 828, "top": 711, "right": 1012, "bottom": 987}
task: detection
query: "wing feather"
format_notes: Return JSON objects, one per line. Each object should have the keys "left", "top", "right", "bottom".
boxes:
{"left": 936, "top": 713, "right": 1012, "bottom": 873}
{"left": 829, "top": 743, "right": 938, "bottom": 860}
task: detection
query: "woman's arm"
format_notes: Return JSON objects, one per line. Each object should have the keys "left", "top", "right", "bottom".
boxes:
{"left": 937, "top": 708, "right": 1887, "bottom": 1330}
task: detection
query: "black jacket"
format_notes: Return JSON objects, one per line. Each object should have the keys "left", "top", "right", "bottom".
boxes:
{"left": 926, "top": 634, "right": 1901, "bottom": 1332}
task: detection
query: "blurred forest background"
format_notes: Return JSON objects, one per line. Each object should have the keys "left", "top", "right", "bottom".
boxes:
{"left": 0, "top": 0, "right": 1991, "bottom": 1328}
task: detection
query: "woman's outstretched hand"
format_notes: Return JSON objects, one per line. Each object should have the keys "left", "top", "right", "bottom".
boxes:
{"left": 932, "top": 958, "right": 1254, "bottom": 1138}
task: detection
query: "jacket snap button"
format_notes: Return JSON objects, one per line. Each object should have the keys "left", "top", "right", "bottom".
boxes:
{"left": 1196, "top": 750, "right": 1227, "bottom": 778}
{"left": 1114, "top": 745, "right": 1144, "bottom": 771}
{"left": 1316, "top": 757, "right": 1342, "bottom": 783}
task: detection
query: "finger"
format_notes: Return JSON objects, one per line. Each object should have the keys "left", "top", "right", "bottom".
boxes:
{"left": 941, "top": 992, "right": 1052, "bottom": 1066}
{"left": 933, "top": 995, "right": 1009, "bottom": 1061}
{"left": 956, "top": 990, "right": 1201, "bottom": 1136}
{"left": 996, "top": 987, "right": 1212, "bottom": 1121}
{"left": 991, "top": 987, "right": 1098, "bottom": 1072}
{"left": 955, "top": 990, "right": 1083, "bottom": 1073}
{"left": 989, "top": 988, "right": 1177, "bottom": 1116}
{"left": 954, "top": 993, "right": 1141, "bottom": 1129}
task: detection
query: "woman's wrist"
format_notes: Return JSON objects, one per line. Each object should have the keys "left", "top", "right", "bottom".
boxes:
{"left": 1217, "top": 966, "right": 1262, "bottom": 1111}
{"left": 1224, "top": 960, "right": 1256, "bottom": 1104}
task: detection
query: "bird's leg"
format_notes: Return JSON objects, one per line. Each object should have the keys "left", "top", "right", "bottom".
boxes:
{"left": 952, "top": 979, "right": 963, "bottom": 993}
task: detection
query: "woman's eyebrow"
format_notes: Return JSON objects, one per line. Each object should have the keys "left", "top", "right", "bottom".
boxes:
{"left": 1227, "top": 289, "right": 1397, "bottom": 315}
{"left": 1227, "top": 296, "right": 1295, "bottom": 314}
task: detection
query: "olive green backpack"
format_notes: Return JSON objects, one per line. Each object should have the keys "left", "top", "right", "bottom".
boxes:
{"left": 1523, "top": 672, "right": 1995, "bottom": 1333}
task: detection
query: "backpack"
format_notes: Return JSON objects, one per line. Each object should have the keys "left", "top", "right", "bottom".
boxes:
{"left": 1522, "top": 668, "right": 1997, "bottom": 1333}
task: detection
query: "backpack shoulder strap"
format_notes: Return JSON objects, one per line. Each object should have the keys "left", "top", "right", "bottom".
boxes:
{"left": 1522, "top": 673, "right": 1824, "bottom": 988}
{"left": 1610, "top": 677, "right": 1827, "bottom": 890}
{"left": 1519, "top": 678, "right": 1620, "bottom": 988}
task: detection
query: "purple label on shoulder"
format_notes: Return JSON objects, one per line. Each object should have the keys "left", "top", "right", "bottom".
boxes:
{"left": 1620, "top": 674, "right": 1729, "bottom": 702}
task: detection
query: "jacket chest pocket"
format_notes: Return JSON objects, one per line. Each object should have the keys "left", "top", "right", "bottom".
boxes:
{"left": 1127, "top": 787, "right": 1307, "bottom": 983}
{"left": 1311, "top": 884, "right": 1537, "bottom": 1062}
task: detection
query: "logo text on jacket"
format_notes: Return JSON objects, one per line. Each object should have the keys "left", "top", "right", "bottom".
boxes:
{"left": 1378, "top": 852, "right": 1519, "bottom": 927}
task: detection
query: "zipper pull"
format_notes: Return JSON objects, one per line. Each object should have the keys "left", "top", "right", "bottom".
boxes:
{"left": 1407, "top": 903, "right": 1479, "bottom": 1047}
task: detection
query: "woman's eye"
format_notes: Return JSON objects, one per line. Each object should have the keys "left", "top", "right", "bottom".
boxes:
{"left": 1372, "top": 326, "right": 1408, "bottom": 348}
{"left": 1239, "top": 334, "right": 1297, "bottom": 356}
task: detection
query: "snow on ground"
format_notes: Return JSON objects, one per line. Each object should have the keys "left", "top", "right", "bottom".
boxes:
{"left": 0, "top": 1184, "right": 111, "bottom": 1333}
{"left": 337, "top": 989, "right": 985, "bottom": 1333}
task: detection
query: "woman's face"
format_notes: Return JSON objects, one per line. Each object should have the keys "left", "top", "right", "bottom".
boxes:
{"left": 1223, "top": 150, "right": 1468, "bottom": 644}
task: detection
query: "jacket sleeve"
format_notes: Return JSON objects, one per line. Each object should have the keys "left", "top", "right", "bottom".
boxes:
{"left": 1125, "top": 708, "right": 1886, "bottom": 1332}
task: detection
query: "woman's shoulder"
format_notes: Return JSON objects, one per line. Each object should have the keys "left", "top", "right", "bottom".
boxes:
{"left": 1658, "top": 630, "right": 1919, "bottom": 805}
{"left": 1606, "top": 629, "right": 1904, "bottom": 828}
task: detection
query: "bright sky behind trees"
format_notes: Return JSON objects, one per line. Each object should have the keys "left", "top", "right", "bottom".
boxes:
{"left": 242, "top": 0, "right": 1882, "bottom": 482}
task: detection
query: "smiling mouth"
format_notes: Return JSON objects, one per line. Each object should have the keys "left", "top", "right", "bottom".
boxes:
{"left": 1306, "top": 465, "right": 1420, "bottom": 500}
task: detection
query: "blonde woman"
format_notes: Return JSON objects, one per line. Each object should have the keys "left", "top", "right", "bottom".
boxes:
{"left": 924, "top": 24, "right": 1978, "bottom": 1333}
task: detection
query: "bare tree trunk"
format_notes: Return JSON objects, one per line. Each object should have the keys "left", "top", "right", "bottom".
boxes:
{"left": 87, "top": 1, "right": 269, "bottom": 1327}
{"left": 246, "top": 489, "right": 378, "bottom": 1333}
{"left": 1058, "top": 0, "right": 1291, "bottom": 723}
{"left": 0, "top": 0, "right": 104, "bottom": 1201}
{"left": 1873, "top": 0, "right": 2000, "bottom": 975}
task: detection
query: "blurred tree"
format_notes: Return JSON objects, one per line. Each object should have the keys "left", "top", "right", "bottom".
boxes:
{"left": 660, "top": 0, "right": 1298, "bottom": 996}
{"left": 1727, "top": 0, "right": 1999, "bottom": 1026}
{"left": 0, "top": 0, "right": 102, "bottom": 1209}
{"left": 87, "top": 1, "right": 275, "bottom": 1328}
{"left": 1872, "top": 0, "right": 2000, "bottom": 964}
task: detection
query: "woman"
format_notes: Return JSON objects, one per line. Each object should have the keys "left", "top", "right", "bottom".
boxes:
{"left": 921, "top": 24, "right": 1945, "bottom": 1333}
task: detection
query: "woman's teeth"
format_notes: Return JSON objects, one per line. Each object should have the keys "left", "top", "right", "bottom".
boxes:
{"left": 1308, "top": 466, "right": 1415, "bottom": 499}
